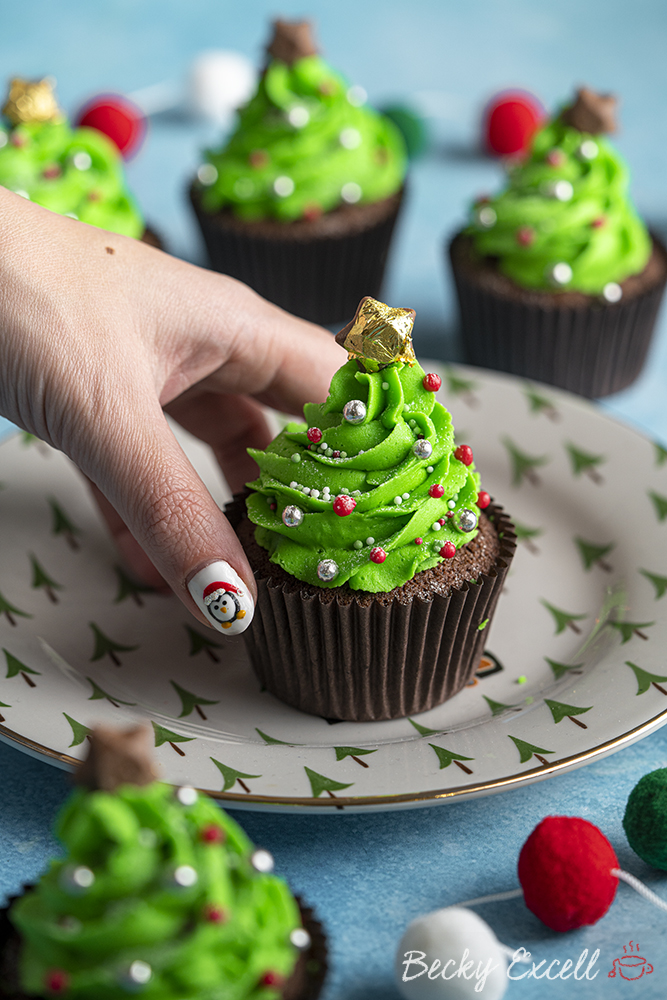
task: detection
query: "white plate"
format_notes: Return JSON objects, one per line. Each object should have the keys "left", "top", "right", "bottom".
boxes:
{"left": 2, "top": 366, "right": 667, "bottom": 813}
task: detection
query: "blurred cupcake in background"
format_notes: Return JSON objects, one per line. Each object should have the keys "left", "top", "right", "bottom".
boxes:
{"left": 0, "top": 77, "right": 156, "bottom": 243}
{"left": 449, "top": 87, "right": 667, "bottom": 398}
{"left": 190, "top": 19, "right": 407, "bottom": 325}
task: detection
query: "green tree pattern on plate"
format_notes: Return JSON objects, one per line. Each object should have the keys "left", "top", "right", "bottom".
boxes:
{"left": 408, "top": 718, "right": 446, "bottom": 737}
{"left": 86, "top": 676, "right": 136, "bottom": 708}
{"left": 0, "top": 698, "right": 10, "bottom": 723}
{"left": 48, "top": 497, "right": 81, "bottom": 550}
{"left": 0, "top": 591, "right": 32, "bottom": 627}
{"left": 113, "top": 566, "right": 154, "bottom": 606}
{"left": 3, "top": 648, "right": 40, "bottom": 687}
{"left": 482, "top": 695, "right": 521, "bottom": 717}
{"left": 545, "top": 658, "right": 584, "bottom": 680}
{"left": 574, "top": 537, "right": 614, "bottom": 573}
{"left": 63, "top": 712, "right": 91, "bottom": 748}
{"left": 29, "top": 554, "right": 63, "bottom": 604}
{"left": 210, "top": 758, "right": 261, "bottom": 793}
{"left": 648, "top": 490, "right": 667, "bottom": 522}
{"left": 89, "top": 622, "right": 138, "bottom": 666}
{"left": 608, "top": 620, "right": 654, "bottom": 644}
{"left": 170, "top": 680, "right": 219, "bottom": 721}
{"left": 564, "top": 443, "right": 605, "bottom": 484}
{"left": 625, "top": 661, "right": 667, "bottom": 696}
{"left": 508, "top": 735, "right": 554, "bottom": 766}
{"left": 512, "top": 520, "right": 543, "bottom": 555}
{"left": 443, "top": 367, "right": 479, "bottom": 406}
{"left": 333, "top": 746, "right": 378, "bottom": 768}
{"left": 639, "top": 569, "right": 667, "bottom": 600}
{"left": 428, "top": 744, "right": 474, "bottom": 774}
{"left": 541, "top": 600, "right": 587, "bottom": 635}
{"left": 304, "top": 766, "right": 353, "bottom": 799}
{"left": 502, "top": 437, "right": 549, "bottom": 487}
{"left": 544, "top": 699, "right": 592, "bottom": 728}
{"left": 184, "top": 625, "right": 222, "bottom": 663}
{"left": 151, "top": 721, "right": 195, "bottom": 756}
{"left": 256, "top": 728, "right": 301, "bottom": 746}
{"left": 654, "top": 442, "right": 667, "bottom": 467}
{"left": 524, "top": 385, "right": 559, "bottom": 421}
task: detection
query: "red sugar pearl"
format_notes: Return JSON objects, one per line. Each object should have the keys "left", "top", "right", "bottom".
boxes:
{"left": 477, "top": 491, "right": 491, "bottom": 509}
{"left": 438, "top": 518, "right": 446, "bottom": 526}
{"left": 370, "top": 547, "right": 387, "bottom": 564}
{"left": 249, "top": 149, "right": 269, "bottom": 169}
{"left": 45, "top": 971, "right": 69, "bottom": 994}
{"left": 516, "top": 226, "right": 535, "bottom": 247}
{"left": 302, "top": 203, "right": 323, "bottom": 222}
{"left": 429, "top": 483, "right": 445, "bottom": 498}
{"left": 205, "top": 904, "right": 228, "bottom": 923}
{"left": 43, "top": 164, "right": 61, "bottom": 179}
{"left": 260, "top": 972, "right": 285, "bottom": 988}
{"left": 545, "top": 149, "right": 565, "bottom": 167}
{"left": 10, "top": 133, "right": 26, "bottom": 147}
{"left": 333, "top": 495, "right": 356, "bottom": 517}
{"left": 455, "top": 444, "right": 474, "bottom": 466}
{"left": 440, "top": 542, "right": 456, "bottom": 559}
{"left": 332, "top": 450, "right": 341, "bottom": 458}
{"left": 423, "top": 373, "right": 442, "bottom": 393}
{"left": 201, "top": 824, "right": 225, "bottom": 844}
{"left": 307, "top": 427, "right": 322, "bottom": 443}
{"left": 591, "top": 216, "right": 606, "bottom": 229}
{"left": 414, "top": 537, "right": 423, "bottom": 545}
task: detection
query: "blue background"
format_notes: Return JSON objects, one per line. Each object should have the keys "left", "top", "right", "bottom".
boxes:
{"left": 2, "top": 1, "right": 667, "bottom": 997}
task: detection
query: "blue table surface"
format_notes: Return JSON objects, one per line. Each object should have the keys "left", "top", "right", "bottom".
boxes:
{"left": 2, "top": 2, "right": 667, "bottom": 997}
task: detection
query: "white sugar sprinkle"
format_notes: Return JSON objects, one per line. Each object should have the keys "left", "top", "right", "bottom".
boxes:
{"left": 366, "top": 537, "right": 375, "bottom": 545}
{"left": 382, "top": 382, "right": 389, "bottom": 390}
{"left": 448, "top": 500, "right": 456, "bottom": 509}
{"left": 427, "top": 466, "right": 434, "bottom": 473}
{"left": 394, "top": 496, "right": 403, "bottom": 505}
{"left": 311, "top": 489, "right": 320, "bottom": 498}
{"left": 402, "top": 492, "right": 410, "bottom": 500}
{"left": 353, "top": 540, "right": 363, "bottom": 550}
{"left": 432, "top": 522, "right": 441, "bottom": 531}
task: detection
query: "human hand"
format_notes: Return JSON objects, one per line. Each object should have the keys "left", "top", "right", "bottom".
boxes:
{"left": 0, "top": 188, "right": 344, "bottom": 634}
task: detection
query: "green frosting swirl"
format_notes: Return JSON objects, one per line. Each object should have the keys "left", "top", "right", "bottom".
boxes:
{"left": 469, "top": 116, "right": 651, "bottom": 293}
{"left": 198, "top": 55, "right": 406, "bottom": 222}
{"left": 0, "top": 120, "right": 144, "bottom": 238}
{"left": 10, "top": 783, "right": 301, "bottom": 998}
{"left": 246, "top": 358, "right": 482, "bottom": 593}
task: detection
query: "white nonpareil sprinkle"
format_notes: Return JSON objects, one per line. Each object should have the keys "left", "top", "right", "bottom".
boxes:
{"left": 339, "top": 127, "right": 362, "bottom": 149}
{"left": 603, "top": 281, "right": 623, "bottom": 303}
{"left": 320, "top": 442, "right": 327, "bottom": 450}
{"left": 427, "top": 466, "right": 434, "bottom": 473}
{"left": 448, "top": 500, "right": 456, "bottom": 509}
{"left": 73, "top": 151, "right": 92, "bottom": 171}
{"left": 128, "top": 961, "right": 152, "bottom": 984}
{"left": 288, "top": 105, "right": 310, "bottom": 128}
{"left": 394, "top": 496, "right": 403, "bottom": 505}
{"left": 291, "top": 453, "right": 301, "bottom": 463}
{"left": 382, "top": 382, "right": 389, "bottom": 390}
{"left": 302, "top": 486, "right": 310, "bottom": 494}
{"left": 579, "top": 139, "right": 599, "bottom": 160}
{"left": 432, "top": 522, "right": 441, "bottom": 531}
{"left": 353, "top": 540, "right": 363, "bottom": 549}
{"left": 326, "top": 448, "right": 333, "bottom": 456}
{"left": 274, "top": 175, "right": 295, "bottom": 197}
{"left": 176, "top": 786, "right": 198, "bottom": 806}
{"left": 311, "top": 489, "right": 320, "bottom": 498}
{"left": 347, "top": 84, "right": 367, "bottom": 106}
{"left": 290, "top": 481, "right": 298, "bottom": 489}
{"left": 477, "top": 206, "right": 496, "bottom": 228}
{"left": 341, "top": 451, "right": 348, "bottom": 458}
{"left": 366, "top": 537, "right": 375, "bottom": 545}
{"left": 341, "top": 181, "right": 362, "bottom": 204}
{"left": 402, "top": 492, "right": 410, "bottom": 500}
{"left": 174, "top": 865, "right": 198, "bottom": 887}
{"left": 197, "top": 163, "right": 218, "bottom": 185}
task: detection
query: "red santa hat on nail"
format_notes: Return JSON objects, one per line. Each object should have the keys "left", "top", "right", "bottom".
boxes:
{"left": 202, "top": 581, "right": 240, "bottom": 606}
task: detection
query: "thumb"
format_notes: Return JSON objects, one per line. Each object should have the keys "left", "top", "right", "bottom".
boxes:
{"left": 93, "top": 399, "right": 255, "bottom": 637}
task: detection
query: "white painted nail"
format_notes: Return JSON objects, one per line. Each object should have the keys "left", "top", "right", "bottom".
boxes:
{"left": 187, "top": 562, "right": 254, "bottom": 635}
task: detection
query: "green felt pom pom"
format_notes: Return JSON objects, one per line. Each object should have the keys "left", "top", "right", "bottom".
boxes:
{"left": 623, "top": 767, "right": 667, "bottom": 870}
{"left": 379, "top": 104, "right": 429, "bottom": 159}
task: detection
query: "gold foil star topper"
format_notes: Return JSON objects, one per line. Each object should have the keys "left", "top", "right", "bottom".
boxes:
{"left": 75, "top": 724, "right": 156, "bottom": 792}
{"left": 561, "top": 86, "right": 617, "bottom": 135}
{"left": 266, "top": 20, "right": 318, "bottom": 66}
{"left": 3, "top": 77, "right": 64, "bottom": 127}
{"left": 335, "top": 297, "right": 416, "bottom": 372}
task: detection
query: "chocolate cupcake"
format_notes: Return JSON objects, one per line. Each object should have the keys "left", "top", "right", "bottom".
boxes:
{"left": 0, "top": 77, "right": 153, "bottom": 244}
{"left": 190, "top": 20, "right": 406, "bottom": 325}
{"left": 229, "top": 297, "right": 515, "bottom": 721}
{"left": 449, "top": 87, "right": 667, "bottom": 398}
{"left": 0, "top": 725, "right": 327, "bottom": 1000}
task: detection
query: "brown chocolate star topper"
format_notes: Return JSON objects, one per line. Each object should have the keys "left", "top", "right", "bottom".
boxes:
{"left": 266, "top": 19, "right": 318, "bottom": 65}
{"left": 561, "top": 86, "right": 617, "bottom": 135}
{"left": 2, "top": 77, "right": 63, "bottom": 126}
{"left": 75, "top": 723, "right": 157, "bottom": 792}
{"left": 336, "top": 297, "right": 416, "bottom": 372}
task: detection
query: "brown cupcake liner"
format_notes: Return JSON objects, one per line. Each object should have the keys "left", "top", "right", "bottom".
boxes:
{"left": 140, "top": 225, "right": 165, "bottom": 250}
{"left": 0, "top": 889, "right": 326, "bottom": 1000}
{"left": 227, "top": 497, "right": 516, "bottom": 722}
{"left": 448, "top": 232, "right": 667, "bottom": 398}
{"left": 189, "top": 185, "right": 405, "bottom": 325}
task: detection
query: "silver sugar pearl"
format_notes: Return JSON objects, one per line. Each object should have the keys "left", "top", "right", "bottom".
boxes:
{"left": 457, "top": 508, "right": 478, "bottom": 533}
{"left": 317, "top": 559, "right": 339, "bottom": 582}
{"left": 283, "top": 504, "right": 304, "bottom": 527}
{"left": 119, "top": 960, "right": 153, "bottom": 990}
{"left": 412, "top": 439, "right": 433, "bottom": 460}
{"left": 603, "top": 281, "right": 623, "bottom": 303}
{"left": 290, "top": 927, "right": 312, "bottom": 951}
{"left": 173, "top": 864, "right": 198, "bottom": 887}
{"left": 251, "top": 848, "right": 275, "bottom": 873}
{"left": 176, "top": 785, "right": 198, "bottom": 806}
{"left": 343, "top": 399, "right": 367, "bottom": 424}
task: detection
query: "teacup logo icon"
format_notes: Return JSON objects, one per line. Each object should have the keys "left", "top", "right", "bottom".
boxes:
{"left": 608, "top": 941, "right": 653, "bottom": 980}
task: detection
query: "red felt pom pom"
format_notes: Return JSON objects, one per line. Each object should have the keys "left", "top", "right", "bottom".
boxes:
{"left": 75, "top": 94, "right": 146, "bottom": 159}
{"left": 369, "top": 546, "right": 387, "bottom": 564}
{"left": 483, "top": 91, "right": 544, "bottom": 157}
{"left": 477, "top": 491, "right": 491, "bottom": 509}
{"left": 429, "top": 484, "right": 445, "bottom": 498}
{"left": 307, "top": 427, "right": 322, "bottom": 443}
{"left": 45, "top": 970, "right": 69, "bottom": 994}
{"left": 455, "top": 444, "right": 474, "bottom": 466}
{"left": 423, "top": 373, "right": 442, "bottom": 393}
{"left": 518, "top": 816, "right": 619, "bottom": 932}
{"left": 440, "top": 541, "right": 456, "bottom": 559}
{"left": 333, "top": 495, "right": 356, "bottom": 517}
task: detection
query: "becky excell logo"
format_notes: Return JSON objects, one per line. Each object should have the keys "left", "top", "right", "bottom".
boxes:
{"left": 401, "top": 947, "right": 601, "bottom": 992}
{"left": 608, "top": 941, "right": 653, "bottom": 980}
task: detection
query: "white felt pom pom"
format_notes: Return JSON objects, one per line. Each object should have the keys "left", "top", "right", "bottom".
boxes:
{"left": 188, "top": 51, "right": 256, "bottom": 124}
{"left": 395, "top": 907, "right": 508, "bottom": 1000}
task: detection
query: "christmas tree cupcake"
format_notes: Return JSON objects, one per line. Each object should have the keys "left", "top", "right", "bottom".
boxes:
{"left": 449, "top": 87, "right": 667, "bottom": 398}
{"left": 227, "top": 297, "right": 515, "bottom": 721}
{"left": 189, "top": 20, "right": 407, "bottom": 325}
{"left": 0, "top": 78, "right": 152, "bottom": 243}
{"left": 0, "top": 725, "right": 326, "bottom": 999}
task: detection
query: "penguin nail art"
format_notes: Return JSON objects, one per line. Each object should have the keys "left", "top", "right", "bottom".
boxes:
{"left": 187, "top": 562, "right": 254, "bottom": 636}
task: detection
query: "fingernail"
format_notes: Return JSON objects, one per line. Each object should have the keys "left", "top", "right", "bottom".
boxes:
{"left": 187, "top": 562, "right": 254, "bottom": 636}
